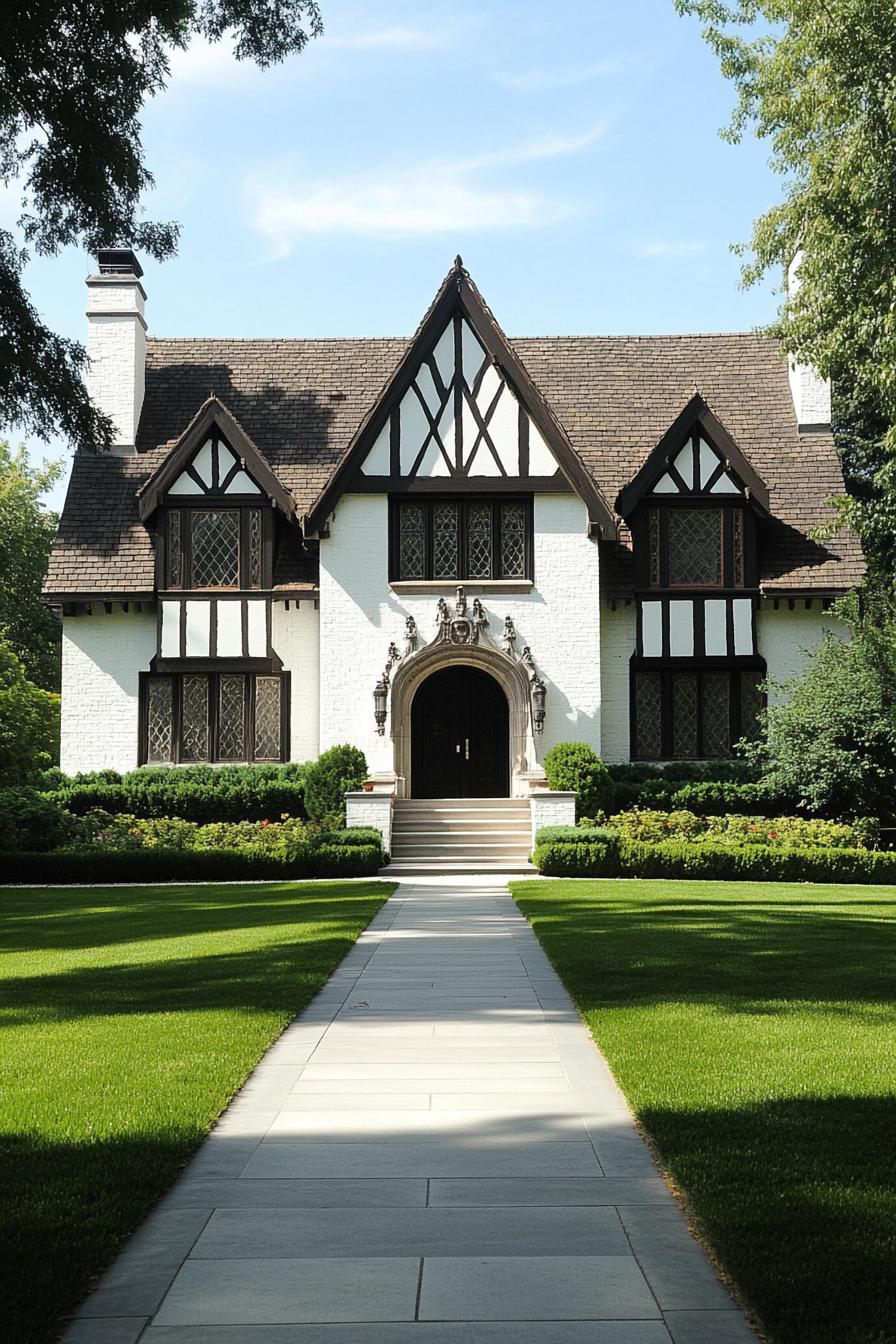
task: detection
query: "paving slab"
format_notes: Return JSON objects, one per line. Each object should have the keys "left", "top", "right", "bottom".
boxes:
{"left": 69, "top": 877, "right": 757, "bottom": 1342}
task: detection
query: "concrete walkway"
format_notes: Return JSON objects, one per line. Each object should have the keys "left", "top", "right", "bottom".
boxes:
{"left": 64, "top": 879, "right": 758, "bottom": 1344}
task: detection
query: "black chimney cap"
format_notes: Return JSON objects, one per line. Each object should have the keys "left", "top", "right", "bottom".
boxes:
{"left": 97, "top": 248, "right": 143, "bottom": 278}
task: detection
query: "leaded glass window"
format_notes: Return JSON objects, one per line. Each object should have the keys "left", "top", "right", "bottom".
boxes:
{"left": 167, "top": 513, "right": 183, "bottom": 589}
{"left": 254, "top": 677, "right": 282, "bottom": 761}
{"left": 467, "top": 503, "right": 493, "bottom": 578}
{"left": 393, "top": 499, "right": 531, "bottom": 581}
{"left": 648, "top": 509, "right": 661, "bottom": 587}
{"left": 672, "top": 673, "right": 699, "bottom": 757}
{"left": 667, "top": 509, "right": 722, "bottom": 586}
{"left": 500, "top": 502, "right": 527, "bottom": 578}
{"left": 190, "top": 511, "right": 240, "bottom": 587}
{"left": 218, "top": 674, "right": 246, "bottom": 760}
{"left": 248, "top": 510, "right": 262, "bottom": 588}
{"left": 702, "top": 672, "right": 730, "bottom": 757}
{"left": 740, "top": 669, "right": 764, "bottom": 742}
{"left": 181, "top": 675, "right": 209, "bottom": 761}
{"left": 634, "top": 672, "right": 662, "bottom": 760}
{"left": 732, "top": 509, "right": 744, "bottom": 586}
{"left": 147, "top": 677, "right": 173, "bottom": 763}
{"left": 433, "top": 503, "right": 459, "bottom": 579}
{"left": 399, "top": 503, "right": 426, "bottom": 580}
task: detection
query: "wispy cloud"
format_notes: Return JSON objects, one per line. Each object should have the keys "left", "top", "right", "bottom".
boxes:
{"left": 166, "top": 37, "right": 247, "bottom": 86}
{"left": 249, "top": 123, "right": 606, "bottom": 251}
{"left": 493, "top": 57, "right": 636, "bottom": 93}
{"left": 638, "top": 239, "right": 709, "bottom": 259}
{"left": 325, "top": 25, "right": 446, "bottom": 51}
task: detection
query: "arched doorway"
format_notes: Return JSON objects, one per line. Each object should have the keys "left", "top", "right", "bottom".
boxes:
{"left": 410, "top": 665, "right": 509, "bottom": 798}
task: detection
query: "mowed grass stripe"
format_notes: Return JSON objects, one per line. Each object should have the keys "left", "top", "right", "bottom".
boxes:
{"left": 0, "top": 880, "right": 392, "bottom": 1344}
{"left": 510, "top": 878, "right": 896, "bottom": 1344}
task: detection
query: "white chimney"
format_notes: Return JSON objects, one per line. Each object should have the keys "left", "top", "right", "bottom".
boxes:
{"left": 85, "top": 249, "right": 147, "bottom": 453}
{"left": 786, "top": 251, "right": 831, "bottom": 430}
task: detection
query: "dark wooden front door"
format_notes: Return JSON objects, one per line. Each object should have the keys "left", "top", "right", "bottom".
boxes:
{"left": 411, "top": 666, "right": 509, "bottom": 798}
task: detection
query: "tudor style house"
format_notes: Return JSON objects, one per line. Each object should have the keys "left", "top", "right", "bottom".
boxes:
{"left": 45, "top": 250, "right": 863, "bottom": 806}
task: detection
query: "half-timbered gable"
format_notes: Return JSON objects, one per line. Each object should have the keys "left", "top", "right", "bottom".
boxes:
{"left": 44, "top": 250, "right": 863, "bottom": 782}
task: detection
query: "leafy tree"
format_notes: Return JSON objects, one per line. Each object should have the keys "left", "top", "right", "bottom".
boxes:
{"left": 743, "top": 594, "right": 896, "bottom": 820}
{"left": 0, "top": 637, "right": 60, "bottom": 782}
{"left": 0, "top": 0, "right": 322, "bottom": 451}
{"left": 675, "top": 0, "right": 896, "bottom": 581}
{"left": 0, "top": 441, "right": 61, "bottom": 688}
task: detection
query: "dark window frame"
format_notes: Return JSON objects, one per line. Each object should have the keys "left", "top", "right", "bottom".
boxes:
{"left": 629, "top": 660, "right": 765, "bottom": 761}
{"left": 633, "top": 501, "right": 756, "bottom": 592}
{"left": 389, "top": 495, "right": 534, "bottom": 582}
{"left": 139, "top": 670, "right": 290, "bottom": 765}
{"left": 158, "top": 504, "right": 272, "bottom": 592}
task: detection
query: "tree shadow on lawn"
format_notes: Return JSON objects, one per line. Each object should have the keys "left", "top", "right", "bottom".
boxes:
{"left": 517, "top": 882, "right": 896, "bottom": 1014}
{"left": 0, "top": 881, "right": 390, "bottom": 954}
{"left": 1, "top": 1128, "right": 199, "bottom": 1344}
{"left": 640, "top": 1094, "right": 896, "bottom": 1344}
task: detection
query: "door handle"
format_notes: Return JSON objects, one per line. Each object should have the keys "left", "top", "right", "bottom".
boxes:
{"left": 465, "top": 738, "right": 470, "bottom": 760}
{"left": 456, "top": 742, "right": 461, "bottom": 754}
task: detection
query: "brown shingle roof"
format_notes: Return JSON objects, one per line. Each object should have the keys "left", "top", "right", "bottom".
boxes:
{"left": 44, "top": 332, "right": 864, "bottom": 597}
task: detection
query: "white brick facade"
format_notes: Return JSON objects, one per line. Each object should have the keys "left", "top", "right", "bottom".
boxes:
{"left": 60, "top": 609, "right": 157, "bottom": 774}
{"left": 317, "top": 491, "right": 603, "bottom": 786}
{"left": 86, "top": 276, "right": 147, "bottom": 453}
{"left": 271, "top": 600, "right": 320, "bottom": 762}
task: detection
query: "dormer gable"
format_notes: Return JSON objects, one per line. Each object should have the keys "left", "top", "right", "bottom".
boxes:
{"left": 137, "top": 397, "right": 296, "bottom": 522}
{"left": 616, "top": 394, "right": 769, "bottom": 520}
{"left": 304, "top": 259, "right": 615, "bottom": 538}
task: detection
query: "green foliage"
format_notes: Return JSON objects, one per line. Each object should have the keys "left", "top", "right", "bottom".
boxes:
{"left": 543, "top": 742, "right": 613, "bottom": 818}
{"left": 675, "top": 0, "right": 896, "bottom": 579}
{"left": 606, "top": 808, "right": 877, "bottom": 849}
{"left": 47, "top": 762, "right": 307, "bottom": 822}
{"left": 303, "top": 744, "right": 367, "bottom": 824}
{"left": 0, "top": 1, "right": 322, "bottom": 449}
{"left": 0, "top": 443, "right": 62, "bottom": 688}
{"left": 744, "top": 597, "right": 896, "bottom": 820}
{"left": 0, "top": 638, "right": 59, "bottom": 783}
{"left": 2, "top": 843, "right": 383, "bottom": 883}
{"left": 0, "top": 787, "right": 71, "bottom": 850}
{"left": 533, "top": 835, "right": 896, "bottom": 883}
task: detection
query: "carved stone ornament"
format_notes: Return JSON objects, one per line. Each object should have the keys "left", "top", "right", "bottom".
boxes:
{"left": 375, "top": 586, "right": 547, "bottom": 736}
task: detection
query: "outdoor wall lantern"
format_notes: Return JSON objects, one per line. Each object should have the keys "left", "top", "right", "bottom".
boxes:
{"left": 531, "top": 676, "right": 547, "bottom": 734}
{"left": 373, "top": 677, "right": 388, "bottom": 735}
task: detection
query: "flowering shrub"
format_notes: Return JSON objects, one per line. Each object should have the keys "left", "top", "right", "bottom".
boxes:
{"left": 601, "top": 808, "right": 878, "bottom": 850}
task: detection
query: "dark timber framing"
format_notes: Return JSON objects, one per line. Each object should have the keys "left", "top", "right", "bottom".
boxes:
{"left": 616, "top": 393, "right": 770, "bottom": 519}
{"left": 303, "top": 258, "right": 616, "bottom": 539}
{"left": 137, "top": 397, "right": 297, "bottom": 523}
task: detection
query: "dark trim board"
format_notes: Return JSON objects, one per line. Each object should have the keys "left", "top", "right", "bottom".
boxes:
{"left": 348, "top": 475, "right": 572, "bottom": 495}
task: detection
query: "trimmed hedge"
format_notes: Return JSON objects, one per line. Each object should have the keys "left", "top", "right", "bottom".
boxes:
{"left": 45, "top": 764, "right": 308, "bottom": 823}
{"left": 0, "top": 841, "right": 384, "bottom": 885}
{"left": 532, "top": 836, "right": 896, "bottom": 884}
{"left": 303, "top": 745, "right": 367, "bottom": 823}
{"left": 544, "top": 743, "right": 613, "bottom": 818}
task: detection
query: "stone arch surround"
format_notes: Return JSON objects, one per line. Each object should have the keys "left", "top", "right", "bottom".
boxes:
{"left": 390, "top": 640, "right": 536, "bottom": 798}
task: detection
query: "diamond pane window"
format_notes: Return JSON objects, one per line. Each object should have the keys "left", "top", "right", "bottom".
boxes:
{"left": 467, "top": 502, "right": 493, "bottom": 579}
{"left": 248, "top": 510, "right": 262, "bottom": 588}
{"left": 634, "top": 672, "right": 662, "bottom": 759}
{"left": 181, "top": 675, "right": 209, "bottom": 761}
{"left": 218, "top": 674, "right": 246, "bottom": 760}
{"left": 672, "top": 673, "right": 699, "bottom": 757}
{"left": 399, "top": 503, "right": 426, "bottom": 579}
{"left": 147, "top": 677, "right": 174, "bottom": 763}
{"left": 254, "top": 677, "right": 281, "bottom": 761}
{"left": 732, "top": 509, "right": 744, "bottom": 586}
{"left": 191, "top": 511, "right": 239, "bottom": 587}
{"left": 167, "top": 513, "right": 183, "bottom": 588}
{"left": 433, "top": 503, "right": 459, "bottom": 579}
{"left": 667, "top": 509, "right": 723, "bottom": 586}
{"left": 702, "top": 672, "right": 730, "bottom": 757}
{"left": 500, "top": 502, "right": 526, "bottom": 578}
{"left": 740, "top": 669, "right": 764, "bottom": 742}
{"left": 648, "top": 509, "right": 661, "bottom": 587}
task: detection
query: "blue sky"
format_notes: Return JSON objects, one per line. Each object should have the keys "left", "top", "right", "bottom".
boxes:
{"left": 14, "top": 0, "right": 782, "bottom": 508}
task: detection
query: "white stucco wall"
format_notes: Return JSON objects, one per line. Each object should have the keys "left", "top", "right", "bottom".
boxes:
{"left": 757, "top": 600, "right": 848, "bottom": 703}
{"left": 317, "top": 492, "right": 603, "bottom": 783}
{"left": 60, "top": 609, "right": 157, "bottom": 774}
{"left": 272, "top": 600, "right": 320, "bottom": 763}
{"left": 599, "top": 600, "right": 637, "bottom": 763}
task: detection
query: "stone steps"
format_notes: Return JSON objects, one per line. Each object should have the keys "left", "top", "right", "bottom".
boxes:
{"left": 385, "top": 799, "right": 535, "bottom": 876}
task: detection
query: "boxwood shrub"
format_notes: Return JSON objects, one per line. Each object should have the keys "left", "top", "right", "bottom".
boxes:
{"left": 532, "top": 836, "right": 896, "bottom": 884}
{"left": 45, "top": 763, "right": 308, "bottom": 822}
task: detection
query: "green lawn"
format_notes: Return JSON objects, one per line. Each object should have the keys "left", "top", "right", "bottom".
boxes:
{"left": 0, "top": 880, "right": 393, "bottom": 1344}
{"left": 511, "top": 878, "right": 896, "bottom": 1344}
